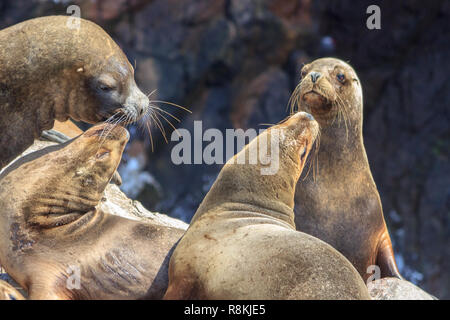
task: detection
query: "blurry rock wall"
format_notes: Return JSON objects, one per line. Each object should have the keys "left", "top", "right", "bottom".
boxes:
{"left": 0, "top": 0, "right": 448, "bottom": 298}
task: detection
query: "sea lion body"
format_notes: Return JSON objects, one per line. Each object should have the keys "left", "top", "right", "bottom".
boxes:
{"left": 291, "top": 58, "right": 400, "bottom": 280}
{"left": 0, "top": 16, "right": 149, "bottom": 169}
{"left": 0, "top": 123, "right": 183, "bottom": 299}
{"left": 164, "top": 112, "right": 370, "bottom": 300}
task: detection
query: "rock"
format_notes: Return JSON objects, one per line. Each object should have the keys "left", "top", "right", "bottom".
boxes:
{"left": 231, "top": 67, "right": 290, "bottom": 129}
{"left": 369, "top": 278, "right": 436, "bottom": 300}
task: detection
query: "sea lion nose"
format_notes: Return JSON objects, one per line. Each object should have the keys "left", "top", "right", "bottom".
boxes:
{"left": 304, "top": 113, "right": 314, "bottom": 121}
{"left": 296, "top": 112, "right": 315, "bottom": 121}
{"left": 139, "top": 93, "right": 149, "bottom": 116}
{"left": 310, "top": 72, "right": 321, "bottom": 83}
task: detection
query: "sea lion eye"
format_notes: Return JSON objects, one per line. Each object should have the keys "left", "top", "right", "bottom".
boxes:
{"left": 301, "top": 69, "right": 307, "bottom": 78}
{"left": 336, "top": 73, "right": 346, "bottom": 83}
{"left": 99, "top": 83, "right": 115, "bottom": 92}
{"left": 96, "top": 149, "right": 111, "bottom": 160}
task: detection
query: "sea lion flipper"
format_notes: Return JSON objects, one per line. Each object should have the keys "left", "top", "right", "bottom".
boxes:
{"left": 376, "top": 232, "right": 402, "bottom": 279}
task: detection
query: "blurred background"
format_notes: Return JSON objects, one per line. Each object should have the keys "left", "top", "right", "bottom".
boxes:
{"left": 0, "top": 0, "right": 448, "bottom": 298}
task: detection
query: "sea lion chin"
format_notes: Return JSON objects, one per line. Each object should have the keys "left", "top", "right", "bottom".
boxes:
{"left": 164, "top": 112, "right": 370, "bottom": 300}
{"left": 301, "top": 91, "right": 333, "bottom": 115}
{"left": 0, "top": 123, "right": 184, "bottom": 300}
{"left": 0, "top": 16, "right": 149, "bottom": 170}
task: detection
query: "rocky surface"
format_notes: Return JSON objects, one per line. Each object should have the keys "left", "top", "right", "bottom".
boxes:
{"left": 0, "top": 0, "right": 447, "bottom": 298}
{"left": 369, "top": 278, "right": 436, "bottom": 300}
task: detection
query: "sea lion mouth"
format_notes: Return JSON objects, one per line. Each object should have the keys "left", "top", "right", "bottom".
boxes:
{"left": 302, "top": 91, "right": 333, "bottom": 114}
{"left": 85, "top": 123, "right": 130, "bottom": 141}
{"left": 101, "top": 109, "right": 131, "bottom": 124}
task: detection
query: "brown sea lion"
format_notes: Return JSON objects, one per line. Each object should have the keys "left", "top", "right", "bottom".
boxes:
{"left": 0, "top": 15, "right": 149, "bottom": 170}
{"left": 0, "top": 279, "right": 25, "bottom": 300}
{"left": 290, "top": 57, "right": 401, "bottom": 281}
{"left": 0, "top": 123, "right": 184, "bottom": 299}
{"left": 164, "top": 112, "right": 370, "bottom": 300}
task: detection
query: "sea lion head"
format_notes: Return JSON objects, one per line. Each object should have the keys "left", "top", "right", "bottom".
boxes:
{"left": 44, "top": 17, "right": 150, "bottom": 125}
{"left": 290, "top": 58, "right": 362, "bottom": 128}
{"left": 272, "top": 111, "right": 320, "bottom": 175}
{"left": 66, "top": 123, "right": 130, "bottom": 194}
{"left": 71, "top": 55, "right": 150, "bottom": 125}
{"left": 0, "top": 123, "right": 129, "bottom": 231}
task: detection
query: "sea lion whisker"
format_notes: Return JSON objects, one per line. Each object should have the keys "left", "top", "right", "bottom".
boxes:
{"left": 99, "top": 111, "right": 122, "bottom": 141}
{"left": 276, "top": 115, "right": 294, "bottom": 125}
{"left": 99, "top": 114, "right": 127, "bottom": 147}
{"left": 149, "top": 100, "right": 192, "bottom": 114}
{"left": 287, "top": 85, "right": 297, "bottom": 113}
{"left": 143, "top": 117, "right": 155, "bottom": 153}
{"left": 153, "top": 109, "right": 181, "bottom": 139}
{"left": 288, "top": 84, "right": 302, "bottom": 114}
{"left": 150, "top": 113, "right": 168, "bottom": 144}
{"left": 302, "top": 151, "right": 314, "bottom": 181}
{"left": 335, "top": 94, "right": 350, "bottom": 141}
{"left": 313, "top": 131, "right": 320, "bottom": 181}
{"left": 258, "top": 123, "right": 275, "bottom": 127}
{"left": 148, "top": 104, "right": 181, "bottom": 123}
{"left": 146, "top": 89, "right": 157, "bottom": 98}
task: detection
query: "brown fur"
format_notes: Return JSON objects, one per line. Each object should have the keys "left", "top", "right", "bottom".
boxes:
{"left": 164, "top": 112, "right": 370, "bottom": 300}
{"left": 0, "top": 16, "right": 149, "bottom": 170}
{"left": 0, "top": 123, "right": 183, "bottom": 299}
{"left": 290, "top": 57, "right": 401, "bottom": 281}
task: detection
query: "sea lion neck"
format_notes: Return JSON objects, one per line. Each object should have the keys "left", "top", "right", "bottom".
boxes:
{"left": 192, "top": 122, "right": 315, "bottom": 227}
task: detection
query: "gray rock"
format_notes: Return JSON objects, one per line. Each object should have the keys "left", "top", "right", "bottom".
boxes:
{"left": 369, "top": 278, "right": 437, "bottom": 300}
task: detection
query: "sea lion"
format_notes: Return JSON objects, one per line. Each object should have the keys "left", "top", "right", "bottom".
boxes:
{"left": 290, "top": 57, "right": 401, "bottom": 280}
{"left": 164, "top": 112, "right": 371, "bottom": 300}
{"left": 0, "top": 123, "right": 184, "bottom": 299}
{"left": 0, "top": 15, "right": 149, "bottom": 170}
{"left": 0, "top": 279, "right": 25, "bottom": 300}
